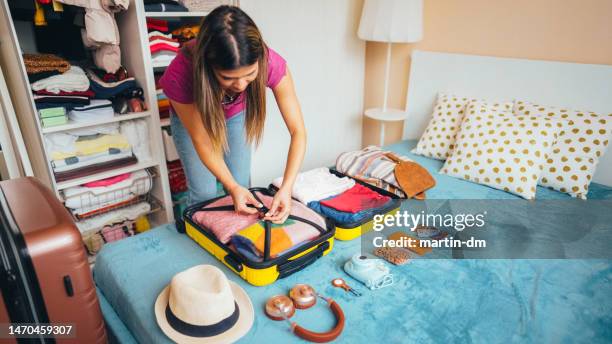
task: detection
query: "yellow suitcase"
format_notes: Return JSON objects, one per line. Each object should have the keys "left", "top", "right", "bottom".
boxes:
{"left": 183, "top": 188, "right": 335, "bottom": 286}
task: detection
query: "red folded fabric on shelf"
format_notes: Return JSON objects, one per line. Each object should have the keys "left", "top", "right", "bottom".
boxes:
{"left": 34, "top": 89, "right": 96, "bottom": 98}
{"left": 83, "top": 173, "right": 131, "bottom": 188}
{"left": 150, "top": 43, "right": 179, "bottom": 54}
{"left": 149, "top": 35, "right": 179, "bottom": 44}
{"left": 319, "top": 183, "right": 391, "bottom": 214}
{"left": 146, "top": 18, "right": 168, "bottom": 32}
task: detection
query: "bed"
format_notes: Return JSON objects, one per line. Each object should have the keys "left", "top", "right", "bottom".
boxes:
{"left": 94, "top": 51, "right": 612, "bottom": 343}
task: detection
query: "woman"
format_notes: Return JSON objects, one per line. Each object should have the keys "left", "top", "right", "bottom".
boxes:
{"left": 159, "top": 6, "right": 305, "bottom": 224}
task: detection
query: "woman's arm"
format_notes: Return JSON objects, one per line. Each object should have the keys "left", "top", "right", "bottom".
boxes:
{"left": 170, "top": 101, "right": 261, "bottom": 214}
{"left": 265, "top": 67, "right": 307, "bottom": 222}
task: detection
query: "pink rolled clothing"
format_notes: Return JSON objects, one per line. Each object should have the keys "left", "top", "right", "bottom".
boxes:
{"left": 158, "top": 40, "right": 287, "bottom": 119}
{"left": 191, "top": 191, "right": 326, "bottom": 244}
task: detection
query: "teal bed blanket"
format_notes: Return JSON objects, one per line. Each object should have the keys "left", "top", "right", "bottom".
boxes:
{"left": 94, "top": 140, "right": 612, "bottom": 343}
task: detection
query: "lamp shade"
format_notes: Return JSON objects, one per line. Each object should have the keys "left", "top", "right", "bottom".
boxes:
{"left": 358, "top": 0, "right": 423, "bottom": 43}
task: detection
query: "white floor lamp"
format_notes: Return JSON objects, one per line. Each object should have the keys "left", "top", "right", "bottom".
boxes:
{"left": 358, "top": 0, "right": 423, "bottom": 147}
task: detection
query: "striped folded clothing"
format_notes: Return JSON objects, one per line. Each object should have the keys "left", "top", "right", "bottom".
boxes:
{"left": 336, "top": 146, "right": 413, "bottom": 198}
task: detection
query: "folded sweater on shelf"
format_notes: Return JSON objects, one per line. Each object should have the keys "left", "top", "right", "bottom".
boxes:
{"left": 272, "top": 167, "right": 355, "bottom": 204}
{"left": 76, "top": 201, "right": 150, "bottom": 233}
{"left": 34, "top": 89, "right": 95, "bottom": 98}
{"left": 86, "top": 69, "right": 139, "bottom": 99}
{"left": 52, "top": 149, "right": 133, "bottom": 172}
{"left": 54, "top": 155, "right": 137, "bottom": 182}
{"left": 31, "top": 66, "right": 90, "bottom": 94}
{"left": 51, "top": 148, "right": 132, "bottom": 171}
{"left": 64, "top": 169, "right": 152, "bottom": 209}
{"left": 46, "top": 132, "right": 131, "bottom": 160}
{"left": 68, "top": 99, "right": 114, "bottom": 122}
{"left": 23, "top": 53, "right": 70, "bottom": 74}
{"left": 33, "top": 95, "right": 90, "bottom": 106}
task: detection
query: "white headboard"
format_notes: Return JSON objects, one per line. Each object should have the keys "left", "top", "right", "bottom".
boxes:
{"left": 403, "top": 50, "right": 612, "bottom": 186}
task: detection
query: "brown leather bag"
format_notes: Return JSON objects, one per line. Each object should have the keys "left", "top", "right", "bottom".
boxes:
{"left": 385, "top": 153, "right": 436, "bottom": 199}
{"left": 0, "top": 177, "right": 106, "bottom": 343}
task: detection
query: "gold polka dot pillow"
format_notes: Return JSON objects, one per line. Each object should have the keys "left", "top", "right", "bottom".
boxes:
{"left": 514, "top": 101, "right": 612, "bottom": 199}
{"left": 440, "top": 101, "right": 562, "bottom": 200}
{"left": 412, "top": 93, "right": 512, "bottom": 160}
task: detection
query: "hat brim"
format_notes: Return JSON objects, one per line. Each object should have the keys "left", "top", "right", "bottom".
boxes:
{"left": 155, "top": 281, "right": 254, "bottom": 344}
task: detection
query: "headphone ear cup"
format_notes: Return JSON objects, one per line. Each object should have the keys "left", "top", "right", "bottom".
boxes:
{"left": 265, "top": 295, "right": 295, "bottom": 321}
{"left": 289, "top": 284, "right": 317, "bottom": 309}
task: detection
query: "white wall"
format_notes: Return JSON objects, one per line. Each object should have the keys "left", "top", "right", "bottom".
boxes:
{"left": 240, "top": 0, "right": 365, "bottom": 185}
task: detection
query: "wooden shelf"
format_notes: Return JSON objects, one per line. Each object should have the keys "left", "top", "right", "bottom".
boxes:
{"left": 145, "top": 11, "right": 208, "bottom": 17}
{"left": 56, "top": 160, "right": 159, "bottom": 190}
{"left": 41, "top": 111, "right": 151, "bottom": 134}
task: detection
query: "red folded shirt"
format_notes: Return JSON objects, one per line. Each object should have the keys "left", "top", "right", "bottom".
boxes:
{"left": 150, "top": 43, "right": 179, "bottom": 54}
{"left": 147, "top": 18, "right": 168, "bottom": 32}
{"left": 319, "top": 184, "right": 391, "bottom": 213}
{"left": 34, "top": 89, "right": 95, "bottom": 98}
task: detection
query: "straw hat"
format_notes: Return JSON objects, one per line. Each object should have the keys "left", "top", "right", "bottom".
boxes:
{"left": 155, "top": 265, "right": 254, "bottom": 343}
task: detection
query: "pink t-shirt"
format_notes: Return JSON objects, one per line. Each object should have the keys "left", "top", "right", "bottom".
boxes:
{"left": 159, "top": 40, "right": 287, "bottom": 119}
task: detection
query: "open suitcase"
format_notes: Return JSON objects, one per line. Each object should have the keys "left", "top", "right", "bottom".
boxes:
{"left": 183, "top": 169, "right": 401, "bottom": 286}
{"left": 184, "top": 188, "right": 336, "bottom": 286}
{"left": 0, "top": 177, "right": 106, "bottom": 344}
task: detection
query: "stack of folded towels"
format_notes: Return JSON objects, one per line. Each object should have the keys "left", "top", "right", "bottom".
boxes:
{"left": 191, "top": 191, "right": 327, "bottom": 261}
{"left": 272, "top": 167, "right": 393, "bottom": 224}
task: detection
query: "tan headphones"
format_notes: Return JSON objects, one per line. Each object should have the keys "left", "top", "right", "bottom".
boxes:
{"left": 264, "top": 284, "right": 345, "bottom": 343}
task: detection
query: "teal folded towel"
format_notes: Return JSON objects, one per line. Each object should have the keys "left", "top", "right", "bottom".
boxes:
{"left": 39, "top": 107, "right": 66, "bottom": 118}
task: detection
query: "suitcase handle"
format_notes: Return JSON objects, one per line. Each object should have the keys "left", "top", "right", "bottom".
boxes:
{"left": 278, "top": 241, "right": 330, "bottom": 279}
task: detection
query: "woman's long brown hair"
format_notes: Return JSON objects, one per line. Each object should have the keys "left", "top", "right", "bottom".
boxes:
{"left": 188, "top": 5, "right": 268, "bottom": 153}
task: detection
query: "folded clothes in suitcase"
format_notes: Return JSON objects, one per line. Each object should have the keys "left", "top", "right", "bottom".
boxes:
{"left": 183, "top": 188, "right": 335, "bottom": 286}
{"left": 0, "top": 177, "right": 107, "bottom": 343}
{"left": 271, "top": 168, "right": 402, "bottom": 241}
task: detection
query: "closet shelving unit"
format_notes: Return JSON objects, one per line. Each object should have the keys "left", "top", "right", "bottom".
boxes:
{"left": 0, "top": 0, "right": 174, "bottom": 232}
{"left": 136, "top": 2, "right": 237, "bottom": 215}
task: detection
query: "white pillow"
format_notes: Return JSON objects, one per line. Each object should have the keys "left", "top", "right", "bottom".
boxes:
{"left": 412, "top": 93, "right": 512, "bottom": 160}
{"left": 440, "top": 101, "right": 562, "bottom": 200}
{"left": 514, "top": 101, "right": 612, "bottom": 199}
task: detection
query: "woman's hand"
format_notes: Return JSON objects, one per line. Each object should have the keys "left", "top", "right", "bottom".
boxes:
{"left": 264, "top": 187, "right": 292, "bottom": 224}
{"left": 228, "top": 184, "right": 262, "bottom": 215}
